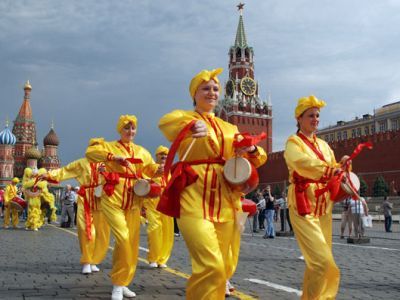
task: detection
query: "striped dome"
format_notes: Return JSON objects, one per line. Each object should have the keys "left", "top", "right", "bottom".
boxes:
{"left": 0, "top": 125, "right": 16, "bottom": 145}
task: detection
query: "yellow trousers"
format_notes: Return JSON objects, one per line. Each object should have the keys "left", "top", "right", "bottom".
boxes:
{"left": 3, "top": 205, "right": 19, "bottom": 227}
{"left": 25, "top": 197, "right": 42, "bottom": 230}
{"left": 143, "top": 198, "right": 174, "bottom": 265}
{"left": 290, "top": 209, "right": 340, "bottom": 300}
{"left": 76, "top": 199, "right": 110, "bottom": 265}
{"left": 101, "top": 199, "right": 140, "bottom": 286}
{"left": 178, "top": 216, "right": 235, "bottom": 300}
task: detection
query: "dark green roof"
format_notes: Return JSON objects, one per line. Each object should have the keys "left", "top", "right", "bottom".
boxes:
{"left": 234, "top": 15, "right": 247, "bottom": 49}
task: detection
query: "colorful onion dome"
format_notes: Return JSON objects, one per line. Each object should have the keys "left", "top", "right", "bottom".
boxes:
{"left": 0, "top": 124, "right": 16, "bottom": 145}
{"left": 25, "top": 145, "right": 42, "bottom": 159}
{"left": 43, "top": 128, "right": 59, "bottom": 146}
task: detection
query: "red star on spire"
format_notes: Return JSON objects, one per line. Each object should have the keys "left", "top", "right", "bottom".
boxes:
{"left": 237, "top": 3, "right": 245, "bottom": 11}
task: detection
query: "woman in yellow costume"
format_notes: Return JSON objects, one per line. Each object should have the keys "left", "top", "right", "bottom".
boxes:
{"left": 143, "top": 145, "right": 174, "bottom": 269}
{"left": 86, "top": 115, "right": 160, "bottom": 300}
{"left": 3, "top": 177, "right": 20, "bottom": 228}
{"left": 284, "top": 95, "right": 343, "bottom": 299}
{"left": 158, "top": 68, "right": 267, "bottom": 299}
{"left": 45, "top": 158, "right": 111, "bottom": 275}
{"left": 23, "top": 168, "right": 53, "bottom": 231}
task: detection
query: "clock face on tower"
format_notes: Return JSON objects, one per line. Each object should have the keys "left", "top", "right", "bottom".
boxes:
{"left": 226, "top": 80, "right": 235, "bottom": 98}
{"left": 240, "top": 77, "right": 256, "bottom": 96}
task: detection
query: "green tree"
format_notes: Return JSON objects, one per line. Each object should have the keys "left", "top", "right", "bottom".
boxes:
{"left": 273, "top": 185, "right": 281, "bottom": 198}
{"left": 373, "top": 176, "right": 389, "bottom": 197}
{"left": 359, "top": 177, "right": 368, "bottom": 197}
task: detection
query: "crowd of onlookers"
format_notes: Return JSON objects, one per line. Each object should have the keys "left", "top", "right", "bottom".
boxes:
{"left": 247, "top": 185, "right": 396, "bottom": 239}
{"left": 248, "top": 185, "right": 292, "bottom": 239}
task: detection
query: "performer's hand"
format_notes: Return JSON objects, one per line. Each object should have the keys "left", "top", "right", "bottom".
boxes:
{"left": 113, "top": 156, "right": 129, "bottom": 167}
{"left": 236, "top": 145, "right": 257, "bottom": 156}
{"left": 191, "top": 121, "right": 208, "bottom": 138}
{"left": 98, "top": 164, "right": 106, "bottom": 173}
{"left": 339, "top": 155, "right": 351, "bottom": 169}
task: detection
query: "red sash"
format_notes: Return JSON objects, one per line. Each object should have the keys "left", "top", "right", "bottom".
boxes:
{"left": 294, "top": 133, "right": 328, "bottom": 216}
{"left": 157, "top": 120, "right": 225, "bottom": 218}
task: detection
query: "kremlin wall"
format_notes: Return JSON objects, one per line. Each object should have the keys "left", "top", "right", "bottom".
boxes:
{"left": 260, "top": 119, "right": 400, "bottom": 196}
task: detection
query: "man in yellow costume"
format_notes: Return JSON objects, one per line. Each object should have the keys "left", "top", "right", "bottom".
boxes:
{"left": 86, "top": 115, "right": 160, "bottom": 300}
{"left": 3, "top": 177, "right": 20, "bottom": 228}
{"left": 143, "top": 145, "right": 174, "bottom": 269}
{"left": 158, "top": 68, "right": 267, "bottom": 299}
{"left": 284, "top": 95, "right": 343, "bottom": 299}
{"left": 45, "top": 158, "right": 111, "bottom": 275}
{"left": 23, "top": 168, "right": 53, "bottom": 231}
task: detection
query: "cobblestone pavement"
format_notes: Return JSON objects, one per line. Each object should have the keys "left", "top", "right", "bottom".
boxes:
{"left": 0, "top": 219, "right": 399, "bottom": 299}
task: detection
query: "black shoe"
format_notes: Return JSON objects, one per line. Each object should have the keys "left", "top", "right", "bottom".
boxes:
{"left": 262, "top": 235, "right": 269, "bottom": 239}
{"left": 253, "top": 230, "right": 259, "bottom": 233}
{"left": 269, "top": 235, "right": 275, "bottom": 239}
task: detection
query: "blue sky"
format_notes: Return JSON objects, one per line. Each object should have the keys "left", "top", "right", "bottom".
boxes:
{"left": 1, "top": 0, "right": 400, "bottom": 165}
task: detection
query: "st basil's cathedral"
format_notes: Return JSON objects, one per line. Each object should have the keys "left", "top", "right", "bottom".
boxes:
{"left": 0, "top": 81, "right": 61, "bottom": 187}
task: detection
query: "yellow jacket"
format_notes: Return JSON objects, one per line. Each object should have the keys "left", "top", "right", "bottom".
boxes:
{"left": 284, "top": 133, "right": 337, "bottom": 217}
{"left": 159, "top": 110, "right": 267, "bottom": 222}
{"left": 4, "top": 184, "right": 17, "bottom": 204}
{"left": 48, "top": 158, "right": 102, "bottom": 210}
{"left": 85, "top": 138, "right": 158, "bottom": 210}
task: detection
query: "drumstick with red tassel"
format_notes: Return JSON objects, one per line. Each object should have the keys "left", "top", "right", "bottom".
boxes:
{"left": 232, "top": 132, "right": 267, "bottom": 179}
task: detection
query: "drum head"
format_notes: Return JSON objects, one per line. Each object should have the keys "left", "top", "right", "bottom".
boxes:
{"left": 342, "top": 172, "right": 360, "bottom": 195}
{"left": 133, "top": 179, "right": 150, "bottom": 197}
{"left": 223, "top": 157, "right": 252, "bottom": 185}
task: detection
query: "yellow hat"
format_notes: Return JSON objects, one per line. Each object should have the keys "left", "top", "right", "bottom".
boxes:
{"left": 12, "top": 177, "right": 19, "bottom": 184}
{"left": 295, "top": 95, "right": 326, "bottom": 118}
{"left": 155, "top": 145, "right": 169, "bottom": 155}
{"left": 189, "top": 68, "right": 223, "bottom": 99}
{"left": 116, "top": 115, "right": 137, "bottom": 133}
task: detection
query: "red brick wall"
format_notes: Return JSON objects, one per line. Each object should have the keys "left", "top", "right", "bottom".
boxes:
{"left": 260, "top": 130, "right": 400, "bottom": 196}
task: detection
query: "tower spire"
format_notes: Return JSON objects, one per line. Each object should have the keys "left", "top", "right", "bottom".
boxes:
{"left": 235, "top": 3, "right": 247, "bottom": 48}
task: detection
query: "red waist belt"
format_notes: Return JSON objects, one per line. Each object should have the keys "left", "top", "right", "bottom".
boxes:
{"left": 293, "top": 172, "right": 327, "bottom": 216}
{"left": 157, "top": 158, "right": 225, "bottom": 218}
{"left": 101, "top": 171, "right": 138, "bottom": 197}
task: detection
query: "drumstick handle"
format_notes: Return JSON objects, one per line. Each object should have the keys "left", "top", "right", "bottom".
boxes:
{"left": 181, "top": 139, "right": 196, "bottom": 162}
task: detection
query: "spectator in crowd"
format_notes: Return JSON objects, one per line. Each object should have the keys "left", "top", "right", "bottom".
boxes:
{"left": 263, "top": 185, "right": 275, "bottom": 239}
{"left": 258, "top": 189, "right": 267, "bottom": 230}
{"left": 276, "top": 191, "right": 292, "bottom": 232}
{"left": 340, "top": 198, "right": 352, "bottom": 239}
{"left": 382, "top": 196, "right": 393, "bottom": 233}
{"left": 0, "top": 187, "right": 4, "bottom": 218}
{"left": 249, "top": 189, "right": 262, "bottom": 233}
{"left": 349, "top": 197, "right": 369, "bottom": 238}
{"left": 61, "top": 184, "right": 76, "bottom": 228}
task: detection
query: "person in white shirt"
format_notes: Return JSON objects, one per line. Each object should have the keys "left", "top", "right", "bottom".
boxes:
{"left": 348, "top": 197, "right": 369, "bottom": 238}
